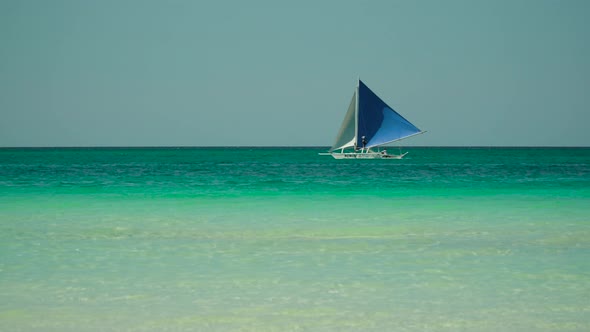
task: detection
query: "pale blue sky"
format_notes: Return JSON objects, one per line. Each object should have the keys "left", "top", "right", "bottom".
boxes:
{"left": 1, "top": 0, "right": 589, "bottom": 147}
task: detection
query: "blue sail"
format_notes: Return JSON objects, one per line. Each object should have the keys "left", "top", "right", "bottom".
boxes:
{"left": 357, "top": 80, "right": 422, "bottom": 148}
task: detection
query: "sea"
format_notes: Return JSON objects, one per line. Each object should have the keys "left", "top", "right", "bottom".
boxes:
{"left": 0, "top": 147, "right": 589, "bottom": 332}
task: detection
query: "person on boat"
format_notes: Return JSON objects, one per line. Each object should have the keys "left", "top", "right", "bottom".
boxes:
{"left": 361, "top": 136, "right": 367, "bottom": 148}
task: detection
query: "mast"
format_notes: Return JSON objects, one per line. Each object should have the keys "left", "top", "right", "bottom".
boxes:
{"left": 354, "top": 78, "right": 360, "bottom": 151}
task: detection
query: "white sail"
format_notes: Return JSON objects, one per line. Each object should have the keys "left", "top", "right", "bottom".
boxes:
{"left": 330, "top": 91, "right": 357, "bottom": 152}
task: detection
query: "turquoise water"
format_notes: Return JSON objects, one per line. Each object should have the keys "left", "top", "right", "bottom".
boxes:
{"left": 1, "top": 147, "right": 589, "bottom": 331}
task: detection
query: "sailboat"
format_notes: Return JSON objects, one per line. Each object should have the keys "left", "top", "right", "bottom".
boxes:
{"left": 320, "top": 79, "right": 425, "bottom": 159}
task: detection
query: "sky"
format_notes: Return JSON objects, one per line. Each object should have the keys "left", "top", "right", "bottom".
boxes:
{"left": 1, "top": 0, "right": 589, "bottom": 147}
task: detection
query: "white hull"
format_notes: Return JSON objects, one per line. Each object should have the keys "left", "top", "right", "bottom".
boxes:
{"left": 319, "top": 151, "right": 408, "bottom": 159}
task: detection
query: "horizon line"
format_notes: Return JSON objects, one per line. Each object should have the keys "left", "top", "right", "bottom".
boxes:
{"left": 1, "top": 145, "right": 589, "bottom": 149}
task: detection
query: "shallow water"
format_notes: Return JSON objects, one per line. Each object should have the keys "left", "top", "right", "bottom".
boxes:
{"left": 1, "top": 147, "right": 589, "bottom": 331}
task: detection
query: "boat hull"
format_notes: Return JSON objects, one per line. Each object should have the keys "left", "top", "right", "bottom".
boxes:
{"left": 328, "top": 152, "right": 408, "bottom": 159}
